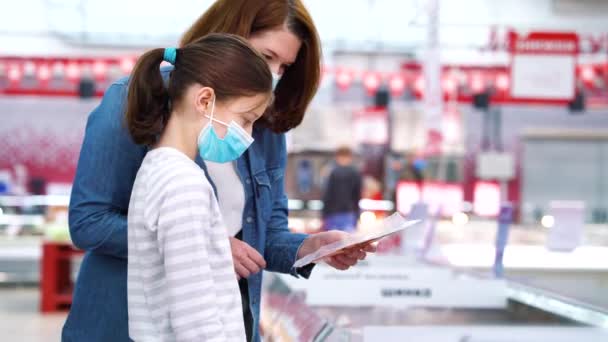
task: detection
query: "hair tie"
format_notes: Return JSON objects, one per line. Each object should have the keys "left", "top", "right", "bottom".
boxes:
{"left": 163, "top": 47, "right": 177, "bottom": 65}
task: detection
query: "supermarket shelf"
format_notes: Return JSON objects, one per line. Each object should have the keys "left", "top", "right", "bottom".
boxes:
{"left": 0, "top": 195, "right": 70, "bottom": 207}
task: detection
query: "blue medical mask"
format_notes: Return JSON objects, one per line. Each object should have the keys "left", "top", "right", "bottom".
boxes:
{"left": 272, "top": 72, "right": 281, "bottom": 91}
{"left": 197, "top": 97, "right": 254, "bottom": 163}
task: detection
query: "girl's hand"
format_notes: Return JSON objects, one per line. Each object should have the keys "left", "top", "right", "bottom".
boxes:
{"left": 229, "top": 237, "right": 267, "bottom": 279}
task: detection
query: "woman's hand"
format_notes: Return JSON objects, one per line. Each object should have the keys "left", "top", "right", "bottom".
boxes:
{"left": 229, "top": 237, "right": 267, "bottom": 279}
{"left": 297, "top": 231, "right": 377, "bottom": 271}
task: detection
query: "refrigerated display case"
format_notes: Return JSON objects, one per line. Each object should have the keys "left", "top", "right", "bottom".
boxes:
{"left": 261, "top": 255, "right": 608, "bottom": 342}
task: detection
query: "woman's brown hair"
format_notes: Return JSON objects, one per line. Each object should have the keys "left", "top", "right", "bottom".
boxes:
{"left": 126, "top": 33, "right": 272, "bottom": 146}
{"left": 181, "top": 0, "right": 321, "bottom": 133}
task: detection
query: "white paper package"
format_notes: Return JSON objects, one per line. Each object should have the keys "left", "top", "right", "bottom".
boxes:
{"left": 293, "top": 213, "right": 421, "bottom": 268}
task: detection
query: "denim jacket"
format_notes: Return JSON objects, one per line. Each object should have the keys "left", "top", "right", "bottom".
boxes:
{"left": 62, "top": 68, "right": 312, "bottom": 342}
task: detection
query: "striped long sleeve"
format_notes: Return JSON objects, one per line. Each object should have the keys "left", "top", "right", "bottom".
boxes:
{"left": 127, "top": 147, "right": 245, "bottom": 342}
{"left": 159, "top": 183, "right": 228, "bottom": 341}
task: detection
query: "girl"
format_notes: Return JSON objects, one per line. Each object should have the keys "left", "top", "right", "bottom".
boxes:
{"left": 125, "top": 34, "right": 272, "bottom": 341}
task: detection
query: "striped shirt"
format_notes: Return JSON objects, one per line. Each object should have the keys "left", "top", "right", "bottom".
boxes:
{"left": 127, "top": 147, "right": 246, "bottom": 342}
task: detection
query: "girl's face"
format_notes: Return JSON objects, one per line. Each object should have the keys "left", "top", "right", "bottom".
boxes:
{"left": 189, "top": 85, "right": 269, "bottom": 138}
{"left": 248, "top": 25, "right": 302, "bottom": 76}
{"left": 208, "top": 94, "right": 269, "bottom": 137}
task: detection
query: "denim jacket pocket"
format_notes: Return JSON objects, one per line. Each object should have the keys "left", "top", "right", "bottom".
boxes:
{"left": 254, "top": 172, "right": 272, "bottom": 222}
{"left": 267, "top": 167, "right": 283, "bottom": 184}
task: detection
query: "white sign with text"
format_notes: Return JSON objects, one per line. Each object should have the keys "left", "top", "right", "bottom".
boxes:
{"left": 363, "top": 326, "right": 608, "bottom": 342}
{"left": 303, "top": 266, "right": 507, "bottom": 309}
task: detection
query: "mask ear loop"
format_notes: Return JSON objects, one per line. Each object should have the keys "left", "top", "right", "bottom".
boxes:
{"left": 204, "top": 95, "right": 230, "bottom": 127}
{"left": 204, "top": 96, "right": 216, "bottom": 127}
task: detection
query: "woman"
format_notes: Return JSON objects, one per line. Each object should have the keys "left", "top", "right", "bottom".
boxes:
{"left": 126, "top": 34, "right": 272, "bottom": 341}
{"left": 63, "top": 1, "right": 373, "bottom": 342}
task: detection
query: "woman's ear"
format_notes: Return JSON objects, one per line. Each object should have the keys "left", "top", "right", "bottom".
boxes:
{"left": 194, "top": 86, "right": 215, "bottom": 114}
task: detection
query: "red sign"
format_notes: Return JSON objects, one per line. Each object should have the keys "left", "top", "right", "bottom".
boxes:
{"left": 509, "top": 31, "right": 579, "bottom": 101}
{"left": 509, "top": 31, "right": 579, "bottom": 55}
{"left": 487, "top": 26, "right": 607, "bottom": 54}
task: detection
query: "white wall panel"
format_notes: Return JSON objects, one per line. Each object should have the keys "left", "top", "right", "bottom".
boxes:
{"left": 522, "top": 139, "right": 604, "bottom": 221}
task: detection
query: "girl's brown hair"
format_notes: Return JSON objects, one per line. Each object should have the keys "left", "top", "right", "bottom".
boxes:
{"left": 181, "top": 0, "right": 321, "bottom": 133}
{"left": 126, "top": 33, "right": 272, "bottom": 146}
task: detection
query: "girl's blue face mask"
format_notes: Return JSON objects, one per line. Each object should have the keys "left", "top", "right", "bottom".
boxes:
{"left": 197, "top": 97, "right": 254, "bottom": 163}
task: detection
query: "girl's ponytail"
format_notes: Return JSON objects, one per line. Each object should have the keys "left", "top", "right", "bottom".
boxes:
{"left": 125, "top": 48, "right": 171, "bottom": 146}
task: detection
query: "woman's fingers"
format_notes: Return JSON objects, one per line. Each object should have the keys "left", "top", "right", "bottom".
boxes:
{"left": 343, "top": 248, "right": 366, "bottom": 260}
{"left": 325, "top": 256, "right": 351, "bottom": 270}
{"left": 234, "top": 263, "right": 251, "bottom": 279}
{"left": 240, "top": 255, "right": 262, "bottom": 274}
{"left": 362, "top": 241, "right": 379, "bottom": 253}
{"left": 334, "top": 253, "right": 359, "bottom": 267}
{"left": 229, "top": 237, "right": 267, "bottom": 278}
{"left": 246, "top": 247, "right": 267, "bottom": 269}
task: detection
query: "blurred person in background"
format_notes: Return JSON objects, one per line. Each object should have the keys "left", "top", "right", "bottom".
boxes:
{"left": 402, "top": 155, "right": 425, "bottom": 182}
{"left": 362, "top": 175, "right": 383, "bottom": 201}
{"left": 322, "top": 147, "right": 362, "bottom": 232}
{"left": 63, "top": 1, "right": 375, "bottom": 342}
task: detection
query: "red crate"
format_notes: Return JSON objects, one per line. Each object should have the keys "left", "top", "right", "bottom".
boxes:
{"left": 40, "top": 242, "right": 84, "bottom": 313}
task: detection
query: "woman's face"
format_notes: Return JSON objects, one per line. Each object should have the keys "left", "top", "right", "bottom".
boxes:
{"left": 248, "top": 25, "right": 302, "bottom": 76}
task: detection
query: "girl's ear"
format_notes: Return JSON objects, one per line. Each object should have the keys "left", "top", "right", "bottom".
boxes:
{"left": 194, "top": 86, "right": 215, "bottom": 114}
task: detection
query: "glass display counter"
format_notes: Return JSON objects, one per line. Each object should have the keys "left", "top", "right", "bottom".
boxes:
{"left": 261, "top": 255, "right": 608, "bottom": 342}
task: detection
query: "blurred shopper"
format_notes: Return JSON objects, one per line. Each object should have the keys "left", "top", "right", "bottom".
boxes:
{"left": 401, "top": 154, "right": 425, "bottom": 184}
{"left": 322, "top": 147, "right": 362, "bottom": 232}
{"left": 126, "top": 34, "right": 270, "bottom": 342}
{"left": 63, "top": 2, "right": 374, "bottom": 342}
{"left": 362, "top": 175, "right": 383, "bottom": 201}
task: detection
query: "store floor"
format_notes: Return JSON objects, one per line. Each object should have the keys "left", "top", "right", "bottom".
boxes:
{"left": 0, "top": 287, "right": 66, "bottom": 341}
